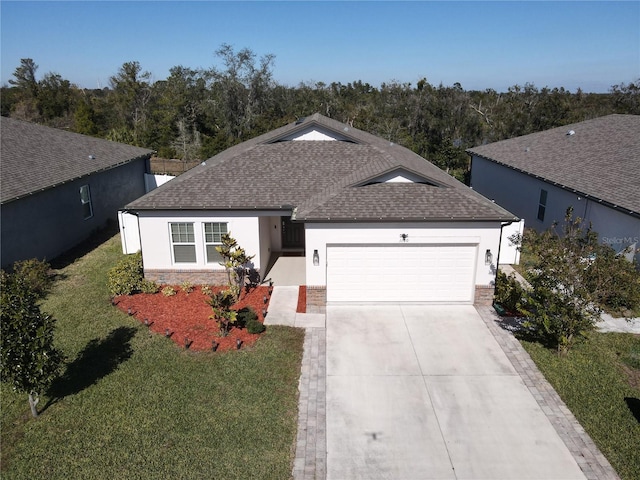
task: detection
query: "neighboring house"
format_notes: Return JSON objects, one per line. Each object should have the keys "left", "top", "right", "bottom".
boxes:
{"left": 1, "top": 117, "right": 153, "bottom": 268}
{"left": 125, "top": 113, "right": 517, "bottom": 308}
{"left": 468, "top": 114, "right": 640, "bottom": 263}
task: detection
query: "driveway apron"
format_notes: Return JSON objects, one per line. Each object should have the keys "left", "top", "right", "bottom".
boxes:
{"left": 326, "top": 305, "right": 587, "bottom": 480}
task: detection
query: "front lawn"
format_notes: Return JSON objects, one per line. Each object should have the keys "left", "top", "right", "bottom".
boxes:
{"left": 520, "top": 332, "right": 640, "bottom": 480}
{"left": 1, "top": 234, "right": 305, "bottom": 479}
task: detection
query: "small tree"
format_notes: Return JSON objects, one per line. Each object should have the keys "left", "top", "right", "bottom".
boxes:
{"left": 207, "top": 289, "right": 237, "bottom": 336}
{"left": 517, "top": 208, "right": 599, "bottom": 354}
{"left": 0, "top": 271, "right": 63, "bottom": 417}
{"left": 215, "top": 234, "right": 255, "bottom": 301}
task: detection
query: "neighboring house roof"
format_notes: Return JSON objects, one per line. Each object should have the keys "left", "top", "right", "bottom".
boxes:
{"left": 127, "top": 113, "right": 516, "bottom": 222}
{"left": 467, "top": 114, "right": 640, "bottom": 216}
{"left": 1, "top": 117, "right": 153, "bottom": 204}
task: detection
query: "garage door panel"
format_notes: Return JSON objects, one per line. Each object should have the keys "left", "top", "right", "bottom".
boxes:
{"left": 327, "top": 245, "right": 476, "bottom": 303}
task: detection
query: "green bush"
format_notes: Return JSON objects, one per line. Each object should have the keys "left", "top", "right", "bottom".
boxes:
{"left": 246, "top": 318, "right": 266, "bottom": 334}
{"left": 585, "top": 248, "right": 640, "bottom": 314}
{"left": 161, "top": 286, "right": 176, "bottom": 297}
{"left": 12, "top": 258, "right": 52, "bottom": 298}
{"left": 236, "top": 307, "right": 257, "bottom": 328}
{"left": 237, "top": 307, "right": 265, "bottom": 334}
{"left": 107, "top": 252, "right": 146, "bottom": 296}
{"left": 494, "top": 270, "right": 526, "bottom": 313}
{"left": 140, "top": 279, "right": 159, "bottom": 294}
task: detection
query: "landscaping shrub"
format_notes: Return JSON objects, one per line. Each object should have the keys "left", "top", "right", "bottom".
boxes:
{"left": 585, "top": 247, "right": 640, "bottom": 315}
{"left": 161, "top": 286, "right": 176, "bottom": 297}
{"left": 12, "top": 258, "right": 52, "bottom": 298}
{"left": 236, "top": 307, "right": 265, "bottom": 334}
{"left": 201, "top": 285, "right": 213, "bottom": 296}
{"left": 208, "top": 289, "right": 237, "bottom": 336}
{"left": 181, "top": 281, "right": 194, "bottom": 294}
{"left": 140, "top": 279, "right": 159, "bottom": 294}
{"left": 494, "top": 270, "right": 525, "bottom": 313}
{"left": 236, "top": 307, "right": 257, "bottom": 328}
{"left": 246, "top": 317, "right": 266, "bottom": 334}
{"left": 107, "top": 252, "right": 149, "bottom": 296}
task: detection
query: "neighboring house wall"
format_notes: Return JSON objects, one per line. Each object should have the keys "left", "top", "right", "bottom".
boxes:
{"left": 471, "top": 155, "right": 640, "bottom": 262}
{"left": 304, "top": 222, "right": 501, "bottom": 289}
{"left": 1, "top": 158, "right": 147, "bottom": 267}
{"left": 137, "top": 211, "right": 284, "bottom": 284}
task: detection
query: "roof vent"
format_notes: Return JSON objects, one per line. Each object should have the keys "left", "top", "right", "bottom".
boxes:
{"left": 88, "top": 155, "right": 96, "bottom": 160}
{"left": 567, "top": 130, "right": 575, "bottom": 136}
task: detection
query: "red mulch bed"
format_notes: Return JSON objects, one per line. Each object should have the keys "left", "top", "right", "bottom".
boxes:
{"left": 296, "top": 286, "right": 306, "bottom": 313}
{"left": 114, "top": 285, "right": 271, "bottom": 352}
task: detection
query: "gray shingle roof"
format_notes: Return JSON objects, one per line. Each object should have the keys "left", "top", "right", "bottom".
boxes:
{"left": 1, "top": 117, "right": 153, "bottom": 203}
{"left": 127, "top": 113, "right": 516, "bottom": 222}
{"left": 467, "top": 114, "right": 640, "bottom": 215}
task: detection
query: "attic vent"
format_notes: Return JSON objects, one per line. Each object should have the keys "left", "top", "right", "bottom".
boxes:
{"left": 567, "top": 130, "right": 575, "bottom": 136}
{"left": 88, "top": 155, "right": 96, "bottom": 160}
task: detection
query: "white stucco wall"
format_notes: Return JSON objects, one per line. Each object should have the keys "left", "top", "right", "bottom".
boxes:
{"left": 137, "top": 211, "right": 268, "bottom": 271}
{"left": 471, "top": 155, "right": 640, "bottom": 262}
{"left": 304, "top": 222, "right": 502, "bottom": 287}
{"left": 279, "top": 126, "right": 348, "bottom": 141}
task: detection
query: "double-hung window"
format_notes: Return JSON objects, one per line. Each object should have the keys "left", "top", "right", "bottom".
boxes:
{"left": 537, "top": 189, "right": 548, "bottom": 222}
{"left": 204, "top": 222, "right": 228, "bottom": 264}
{"left": 170, "top": 223, "right": 196, "bottom": 263}
{"left": 79, "top": 185, "right": 93, "bottom": 219}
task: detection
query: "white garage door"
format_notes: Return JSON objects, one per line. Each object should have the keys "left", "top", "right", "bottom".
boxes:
{"left": 326, "top": 244, "right": 477, "bottom": 303}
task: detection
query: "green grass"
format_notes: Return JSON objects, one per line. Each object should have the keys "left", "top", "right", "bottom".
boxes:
{"left": 520, "top": 332, "right": 640, "bottom": 480}
{"left": 1, "top": 234, "right": 305, "bottom": 479}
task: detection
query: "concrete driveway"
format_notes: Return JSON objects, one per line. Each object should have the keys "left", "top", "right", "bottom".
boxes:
{"left": 326, "top": 305, "right": 587, "bottom": 480}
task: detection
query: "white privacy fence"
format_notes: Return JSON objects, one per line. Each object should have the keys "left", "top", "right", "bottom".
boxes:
{"left": 499, "top": 219, "right": 525, "bottom": 265}
{"left": 118, "top": 174, "right": 175, "bottom": 254}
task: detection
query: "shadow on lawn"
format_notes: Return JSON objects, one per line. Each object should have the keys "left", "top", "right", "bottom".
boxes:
{"left": 45, "top": 326, "right": 136, "bottom": 409}
{"left": 625, "top": 397, "right": 640, "bottom": 424}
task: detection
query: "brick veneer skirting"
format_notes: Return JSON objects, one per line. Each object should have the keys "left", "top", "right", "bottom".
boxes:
{"left": 144, "top": 269, "right": 234, "bottom": 285}
{"left": 306, "top": 286, "right": 326, "bottom": 310}
{"left": 474, "top": 284, "right": 495, "bottom": 306}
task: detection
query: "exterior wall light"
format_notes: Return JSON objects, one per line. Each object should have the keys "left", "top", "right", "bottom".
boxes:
{"left": 313, "top": 249, "right": 320, "bottom": 266}
{"left": 485, "top": 249, "right": 493, "bottom": 265}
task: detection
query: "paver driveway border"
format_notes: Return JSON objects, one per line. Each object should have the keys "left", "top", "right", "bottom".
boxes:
{"left": 291, "top": 305, "right": 620, "bottom": 480}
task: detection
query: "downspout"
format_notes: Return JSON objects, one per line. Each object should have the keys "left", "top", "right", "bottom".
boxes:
{"left": 494, "top": 218, "right": 518, "bottom": 289}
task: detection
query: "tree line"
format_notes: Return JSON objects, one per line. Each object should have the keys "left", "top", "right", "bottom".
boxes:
{"left": 2, "top": 45, "right": 639, "bottom": 181}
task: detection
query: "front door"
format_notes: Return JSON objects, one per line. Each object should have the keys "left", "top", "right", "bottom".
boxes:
{"left": 282, "top": 217, "right": 305, "bottom": 249}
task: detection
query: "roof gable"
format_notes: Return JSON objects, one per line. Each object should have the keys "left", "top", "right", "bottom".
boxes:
{"left": 1, "top": 117, "right": 153, "bottom": 203}
{"left": 355, "top": 166, "right": 446, "bottom": 187}
{"left": 467, "top": 114, "right": 640, "bottom": 215}
{"left": 276, "top": 125, "right": 352, "bottom": 142}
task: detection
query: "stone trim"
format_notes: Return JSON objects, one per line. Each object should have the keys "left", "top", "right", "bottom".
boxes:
{"left": 144, "top": 269, "right": 230, "bottom": 285}
{"left": 474, "top": 284, "right": 495, "bottom": 306}
{"left": 306, "top": 286, "right": 326, "bottom": 310}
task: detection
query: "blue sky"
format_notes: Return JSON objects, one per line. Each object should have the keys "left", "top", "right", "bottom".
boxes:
{"left": 1, "top": 1, "right": 638, "bottom": 93}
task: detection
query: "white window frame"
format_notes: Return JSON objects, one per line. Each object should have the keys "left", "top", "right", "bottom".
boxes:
{"left": 80, "top": 184, "right": 93, "bottom": 220}
{"left": 203, "top": 222, "right": 228, "bottom": 264}
{"left": 170, "top": 222, "right": 196, "bottom": 263}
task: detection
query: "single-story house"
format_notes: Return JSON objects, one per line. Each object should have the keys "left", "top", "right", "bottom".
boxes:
{"left": 1, "top": 117, "right": 153, "bottom": 268}
{"left": 468, "top": 114, "right": 640, "bottom": 263}
{"left": 125, "top": 113, "right": 518, "bottom": 307}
